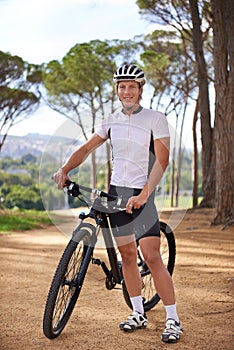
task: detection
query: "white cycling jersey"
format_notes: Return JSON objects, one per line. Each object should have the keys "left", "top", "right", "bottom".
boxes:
{"left": 96, "top": 107, "right": 170, "bottom": 189}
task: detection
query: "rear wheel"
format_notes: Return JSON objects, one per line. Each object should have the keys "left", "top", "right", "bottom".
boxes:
{"left": 122, "top": 221, "right": 176, "bottom": 311}
{"left": 43, "top": 223, "right": 95, "bottom": 339}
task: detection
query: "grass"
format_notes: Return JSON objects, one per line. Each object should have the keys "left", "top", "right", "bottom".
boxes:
{"left": 155, "top": 195, "right": 203, "bottom": 209}
{"left": 0, "top": 209, "right": 53, "bottom": 234}
{"left": 0, "top": 195, "right": 203, "bottom": 234}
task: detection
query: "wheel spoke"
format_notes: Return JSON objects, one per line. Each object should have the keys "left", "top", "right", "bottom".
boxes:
{"left": 52, "top": 276, "right": 75, "bottom": 327}
{"left": 142, "top": 274, "right": 154, "bottom": 300}
{"left": 160, "top": 236, "right": 169, "bottom": 262}
{"left": 51, "top": 245, "right": 83, "bottom": 328}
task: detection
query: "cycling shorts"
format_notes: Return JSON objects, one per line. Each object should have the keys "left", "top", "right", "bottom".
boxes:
{"left": 107, "top": 185, "right": 160, "bottom": 240}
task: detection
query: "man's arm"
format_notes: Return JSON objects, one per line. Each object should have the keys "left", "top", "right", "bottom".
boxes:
{"left": 54, "top": 133, "right": 106, "bottom": 189}
{"left": 142, "top": 136, "right": 170, "bottom": 198}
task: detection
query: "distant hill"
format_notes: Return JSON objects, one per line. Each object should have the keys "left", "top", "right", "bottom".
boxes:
{"left": 0, "top": 133, "right": 81, "bottom": 160}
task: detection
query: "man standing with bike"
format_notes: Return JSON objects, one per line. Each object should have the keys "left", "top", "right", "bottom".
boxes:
{"left": 54, "top": 64, "right": 183, "bottom": 343}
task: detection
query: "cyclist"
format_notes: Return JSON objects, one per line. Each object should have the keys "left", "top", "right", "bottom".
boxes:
{"left": 54, "top": 64, "right": 183, "bottom": 343}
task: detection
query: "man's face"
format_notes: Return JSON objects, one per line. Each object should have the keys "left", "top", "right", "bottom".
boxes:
{"left": 117, "top": 81, "right": 142, "bottom": 109}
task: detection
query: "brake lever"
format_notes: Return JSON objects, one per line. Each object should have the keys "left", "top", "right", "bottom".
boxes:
{"left": 64, "top": 181, "right": 81, "bottom": 197}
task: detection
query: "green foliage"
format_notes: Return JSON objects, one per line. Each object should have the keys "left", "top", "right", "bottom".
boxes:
{"left": 0, "top": 157, "right": 19, "bottom": 170}
{"left": 0, "top": 51, "right": 41, "bottom": 150}
{"left": 0, "top": 209, "right": 52, "bottom": 233}
{"left": 0, "top": 172, "right": 34, "bottom": 187}
{"left": 0, "top": 51, "right": 24, "bottom": 83}
{"left": 21, "top": 153, "right": 37, "bottom": 164}
{"left": 42, "top": 39, "right": 142, "bottom": 134}
{"left": 140, "top": 28, "right": 197, "bottom": 108}
{"left": 3, "top": 184, "right": 44, "bottom": 210}
{"left": 0, "top": 154, "right": 44, "bottom": 210}
{"left": 0, "top": 146, "right": 200, "bottom": 211}
{"left": 1, "top": 30, "right": 208, "bottom": 210}
{"left": 43, "top": 40, "right": 118, "bottom": 120}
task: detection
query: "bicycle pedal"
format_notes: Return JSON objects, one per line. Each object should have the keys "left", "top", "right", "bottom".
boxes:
{"left": 92, "top": 258, "right": 101, "bottom": 265}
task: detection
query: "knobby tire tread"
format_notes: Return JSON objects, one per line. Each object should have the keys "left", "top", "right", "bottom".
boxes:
{"left": 43, "top": 224, "right": 93, "bottom": 339}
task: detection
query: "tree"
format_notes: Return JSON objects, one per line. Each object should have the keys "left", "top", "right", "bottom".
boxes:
{"left": 136, "top": 0, "right": 215, "bottom": 207}
{"left": 43, "top": 40, "right": 117, "bottom": 189}
{"left": 211, "top": 0, "right": 234, "bottom": 226}
{"left": 43, "top": 39, "right": 140, "bottom": 189}
{"left": 138, "top": 28, "right": 198, "bottom": 207}
{"left": 3, "top": 185, "right": 44, "bottom": 210}
{"left": 188, "top": 0, "right": 215, "bottom": 207}
{"left": 0, "top": 51, "right": 41, "bottom": 151}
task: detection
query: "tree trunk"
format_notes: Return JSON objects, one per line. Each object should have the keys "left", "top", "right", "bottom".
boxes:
{"left": 170, "top": 157, "right": 175, "bottom": 207}
{"left": 170, "top": 113, "right": 179, "bottom": 207}
{"left": 192, "top": 97, "right": 199, "bottom": 207}
{"left": 189, "top": 0, "right": 216, "bottom": 208}
{"left": 175, "top": 102, "right": 187, "bottom": 207}
{"left": 106, "top": 142, "right": 111, "bottom": 191}
{"left": 211, "top": 0, "right": 234, "bottom": 225}
{"left": 91, "top": 150, "right": 97, "bottom": 190}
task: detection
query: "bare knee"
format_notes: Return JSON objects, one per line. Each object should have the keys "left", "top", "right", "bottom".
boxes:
{"left": 144, "top": 250, "right": 161, "bottom": 267}
{"left": 119, "top": 244, "right": 137, "bottom": 265}
{"left": 139, "top": 237, "right": 163, "bottom": 268}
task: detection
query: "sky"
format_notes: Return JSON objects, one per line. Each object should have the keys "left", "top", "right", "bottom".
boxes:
{"left": 1, "top": 0, "right": 153, "bottom": 65}
{"left": 1, "top": 0, "right": 157, "bottom": 136}
{"left": 1, "top": 0, "right": 196, "bottom": 149}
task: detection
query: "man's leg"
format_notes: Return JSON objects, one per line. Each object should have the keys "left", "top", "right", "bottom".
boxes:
{"left": 117, "top": 237, "right": 142, "bottom": 299}
{"left": 139, "top": 236, "right": 176, "bottom": 305}
{"left": 139, "top": 236, "right": 182, "bottom": 342}
{"left": 116, "top": 236, "right": 147, "bottom": 332}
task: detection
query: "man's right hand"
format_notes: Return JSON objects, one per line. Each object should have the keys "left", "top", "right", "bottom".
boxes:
{"left": 53, "top": 168, "right": 70, "bottom": 190}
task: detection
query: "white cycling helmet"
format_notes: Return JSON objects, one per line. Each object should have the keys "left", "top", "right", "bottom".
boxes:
{"left": 113, "top": 64, "right": 145, "bottom": 86}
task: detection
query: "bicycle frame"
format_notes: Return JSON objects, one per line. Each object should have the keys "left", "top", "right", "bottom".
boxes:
{"left": 76, "top": 197, "right": 123, "bottom": 288}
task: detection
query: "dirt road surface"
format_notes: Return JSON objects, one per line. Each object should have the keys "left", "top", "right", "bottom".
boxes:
{"left": 0, "top": 208, "right": 233, "bottom": 350}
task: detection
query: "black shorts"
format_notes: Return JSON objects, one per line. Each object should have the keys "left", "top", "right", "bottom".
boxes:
{"left": 108, "top": 185, "right": 160, "bottom": 240}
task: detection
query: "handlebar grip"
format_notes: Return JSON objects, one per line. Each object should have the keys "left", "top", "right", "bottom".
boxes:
{"left": 65, "top": 180, "right": 81, "bottom": 197}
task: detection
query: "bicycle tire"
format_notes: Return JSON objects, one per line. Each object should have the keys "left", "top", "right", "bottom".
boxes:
{"left": 43, "top": 223, "right": 95, "bottom": 339}
{"left": 122, "top": 221, "right": 176, "bottom": 312}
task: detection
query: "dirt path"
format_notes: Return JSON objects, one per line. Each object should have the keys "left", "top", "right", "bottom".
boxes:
{"left": 0, "top": 208, "right": 233, "bottom": 350}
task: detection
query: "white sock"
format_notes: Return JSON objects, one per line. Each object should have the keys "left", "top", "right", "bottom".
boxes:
{"left": 165, "top": 304, "right": 179, "bottom": 323}
{"left": 130, "top": 296, "right": 144, "bottom": 315}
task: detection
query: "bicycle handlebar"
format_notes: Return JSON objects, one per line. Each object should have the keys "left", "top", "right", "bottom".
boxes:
{"left": 60, "top": 179, "right": 160, "bottom": 211}
{"left": 64, "top": 180, "right": 118, "bottom": 201}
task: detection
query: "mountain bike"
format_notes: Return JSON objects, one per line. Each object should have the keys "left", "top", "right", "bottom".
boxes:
{"left": 43, "top": 180, "right": 176, "bottom": 339}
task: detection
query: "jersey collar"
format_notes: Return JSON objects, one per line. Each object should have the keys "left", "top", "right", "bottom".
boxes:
{"left": 122, "top": 105, "right": 143, "bottom": 115}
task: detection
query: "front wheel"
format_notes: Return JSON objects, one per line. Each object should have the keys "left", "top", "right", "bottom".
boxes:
{"left": 43, "top": 223, "right": 95, "bottom": 339}
{"left": 122, "top": 221, "right": 176, "bottom": 312}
